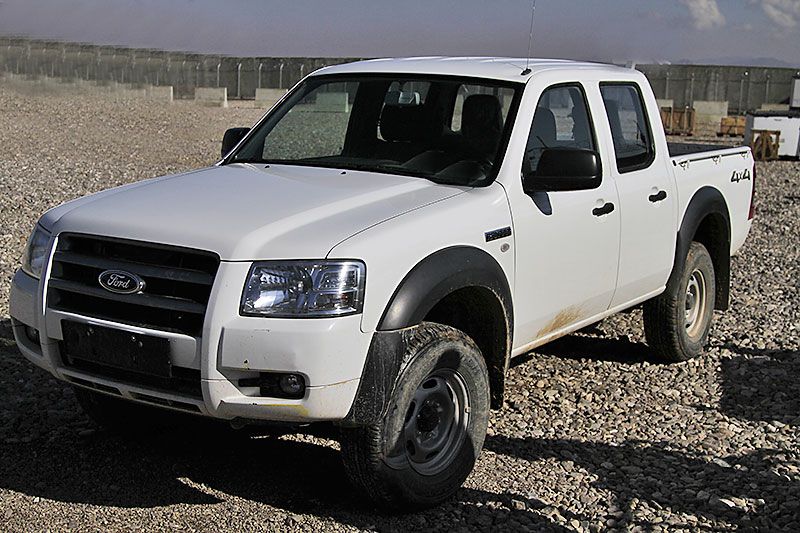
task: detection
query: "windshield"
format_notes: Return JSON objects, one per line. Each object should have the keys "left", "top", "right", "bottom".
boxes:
{"left": 229, "top": 75, "right": 522, "bottom": 186}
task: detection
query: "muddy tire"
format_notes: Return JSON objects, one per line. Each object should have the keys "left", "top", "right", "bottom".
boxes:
{"left": 644, "top": 241, "right": 716, "bottom": 362}
{"left": 340, "top": 322, "right": 490, "bottom": 511}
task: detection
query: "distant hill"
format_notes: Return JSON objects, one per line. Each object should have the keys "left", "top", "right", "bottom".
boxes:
{"left": 675, "top": 57, "right": 800, "bottom": 69}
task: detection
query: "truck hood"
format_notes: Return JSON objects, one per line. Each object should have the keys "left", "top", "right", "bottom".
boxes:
{"left": 43, "top": 163, "right": 464, "bottom": 260}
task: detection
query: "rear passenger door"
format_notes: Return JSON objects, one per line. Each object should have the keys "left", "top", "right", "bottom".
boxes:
{"left": 511, "top": 83, "right": 621, "bottom": 345}
{"left": 599, "top": 83, "right": 676, "bottom": 307}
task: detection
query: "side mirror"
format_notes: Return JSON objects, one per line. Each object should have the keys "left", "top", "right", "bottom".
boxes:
{"left": 221, "top": 127, "right": 250, "bottom": 158}
{"left": 523, "top": 148, "right": 601, "bottom": 192}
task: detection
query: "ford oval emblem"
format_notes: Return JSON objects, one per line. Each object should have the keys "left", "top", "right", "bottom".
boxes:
{"left": 98, "top": 270, "right": 146, "bottom": 295}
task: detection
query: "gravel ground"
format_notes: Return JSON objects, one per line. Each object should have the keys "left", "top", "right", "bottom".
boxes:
{"left": 0, "top": 77, "right": 798, "bottom": 532}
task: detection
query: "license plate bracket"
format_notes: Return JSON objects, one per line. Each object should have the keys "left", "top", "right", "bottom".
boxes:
{"left": 61, "top": 321, "right": 171, "bottom": 377}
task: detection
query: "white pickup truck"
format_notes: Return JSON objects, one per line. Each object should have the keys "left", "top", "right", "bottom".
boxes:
{"left": 10, "top": 57, "right": 754, "bottom": 509}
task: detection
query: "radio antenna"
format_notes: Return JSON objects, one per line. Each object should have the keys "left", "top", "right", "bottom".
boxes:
{"left": 522, "top": 0, "right": 536, "bottom": 75}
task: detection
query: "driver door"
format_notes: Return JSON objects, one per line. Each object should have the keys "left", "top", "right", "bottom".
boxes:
{"left": 510, "top": 83, "right": 621, "bottom": 346}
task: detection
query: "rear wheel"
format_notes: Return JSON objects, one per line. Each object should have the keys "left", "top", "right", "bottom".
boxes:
{"left": 340, "top": 322, "right": 490, "bottom": 511}
{"left": 644, "top": 241, "right": 716, "bottom": 361}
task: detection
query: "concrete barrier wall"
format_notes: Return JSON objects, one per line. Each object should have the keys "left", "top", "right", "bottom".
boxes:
{"left": 255, "top": 88, "right": 287, "bottom": 107}
{"left": 760, "top": 103, "right": 790, "bottom": 111}
{"left": 315, "top": 92, "right": 350, "bottom": 112}
{"left": 693, "top": 100, "right": 728, "bottom": 115}
{"left": 147, "top": 85, "right": 173, "bottom": 102}
{"left": 195, "top": 87, "right": 227, "bottom": 107}
{"left": 656, "top": 99, "right": 674, "bottom": 109}
{"left": 103, "top": 81, "right": 131, "bottom": 92}
{"left": 692, "top": 100, "right": 729, "bottom": 136}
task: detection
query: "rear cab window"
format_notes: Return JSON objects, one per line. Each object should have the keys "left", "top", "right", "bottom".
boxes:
{"left": 599, "top": 83, "right": 655, "bottom": 173}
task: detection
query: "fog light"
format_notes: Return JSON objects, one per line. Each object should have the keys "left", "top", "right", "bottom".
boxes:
{"left": 238, "top": 372, "right": 307, "bottom": 399}
{"left": 279, "top": 374, "right": 305, "bottom": 397}
{"left": 24, "top": 326, "right": 40, "bottom": 345}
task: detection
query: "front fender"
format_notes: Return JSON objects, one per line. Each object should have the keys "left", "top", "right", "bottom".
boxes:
{"left": 338, "top": 246, "right": 514, "bottom": 423}
{"left": 378, "top": 246, "right": 513, "bottom": 331}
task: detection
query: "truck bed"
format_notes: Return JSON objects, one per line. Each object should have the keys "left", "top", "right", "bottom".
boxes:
{"left": 668, "top": 142, "right": 753, "bottom": 258}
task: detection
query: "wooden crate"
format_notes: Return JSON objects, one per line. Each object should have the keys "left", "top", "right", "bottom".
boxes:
{"left": 718, "top": 116, "right": 746, "bottom": 137}
{"left": 750, "top": 129, "right": 781, "bottom": 161}
{"left": 660, "top": 107, "right": 695, "bottom": 135}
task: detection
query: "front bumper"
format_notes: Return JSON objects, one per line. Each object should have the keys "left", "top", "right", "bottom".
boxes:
{"left": 9, "top": 261, "right": 371, "bottom": 423}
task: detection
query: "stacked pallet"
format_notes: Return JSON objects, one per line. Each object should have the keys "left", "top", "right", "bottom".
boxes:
{"left": 660, "top": 107, "right": 695, "bottom": 135}
{"left": 719, "top": 116, "right": 746, "bottom": 137}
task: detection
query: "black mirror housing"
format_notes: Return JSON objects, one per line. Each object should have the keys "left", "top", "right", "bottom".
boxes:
{"left": 221, "top": 127, "right": 250, "bottom": 158}
{"left": 523, "top": 148, "right": 601, "bottom": 192}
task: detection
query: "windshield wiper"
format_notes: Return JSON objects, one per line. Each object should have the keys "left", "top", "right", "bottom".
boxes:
{"left": 226, "top": 158, "right": 268, "bottom": 165}
{"left": 227, "top": 158, "right": 462, "bottom": 186}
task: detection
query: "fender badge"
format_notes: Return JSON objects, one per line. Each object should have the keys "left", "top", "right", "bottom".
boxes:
{"left": 485, "top": 227, "right": 512, "bottom": 242}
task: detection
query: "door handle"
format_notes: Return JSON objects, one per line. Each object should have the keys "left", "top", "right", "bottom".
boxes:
{"left": 649, "top": 190, "right": 667, "bottom": 203}
{"left": 592, "top": 202, "right": 615, "bottom": 217}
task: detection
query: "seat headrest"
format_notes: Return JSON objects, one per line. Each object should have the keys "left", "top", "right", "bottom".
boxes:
{"left": 531, "top": 107, "right": 556, "bottom": 146}
{"left": 461, "top": 94, "right": 503, "bottom": 140}
{"left": 385, "top": 90, "right": 420, "bottom": 106}
{"left": 603, "top": 99, "right": 624, "bottom": 139}
{"left": 380, "top": 104, "right": 430, "bottom": 142}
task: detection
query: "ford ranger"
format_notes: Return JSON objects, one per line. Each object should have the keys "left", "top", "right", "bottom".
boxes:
{"left": 9, "top": 58, "right": 755, "bottom": 509}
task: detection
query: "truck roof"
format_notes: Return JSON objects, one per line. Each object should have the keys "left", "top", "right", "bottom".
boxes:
{"left": 313, "top": 57, "right": 633, "bottom": 82}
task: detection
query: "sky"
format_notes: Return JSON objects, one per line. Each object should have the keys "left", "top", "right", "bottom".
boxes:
{"left": 0, "top": 0, "right": 798, "bottom": 66}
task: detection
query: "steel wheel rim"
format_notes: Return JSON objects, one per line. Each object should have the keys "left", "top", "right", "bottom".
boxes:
{"left": 685, "top": 269, "right": 707, "bottom": 338}
{"left": 402, "top": 368, "right": 469, "bottom": 476}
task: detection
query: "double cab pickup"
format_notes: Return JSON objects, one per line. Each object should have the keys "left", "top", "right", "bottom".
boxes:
{"left": 10, "top": 58, "right": 755, "bottom": 509}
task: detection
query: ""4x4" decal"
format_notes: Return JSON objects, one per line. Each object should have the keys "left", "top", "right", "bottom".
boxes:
{"left": 731, "top": 169, "right": 751, "bottom": 183}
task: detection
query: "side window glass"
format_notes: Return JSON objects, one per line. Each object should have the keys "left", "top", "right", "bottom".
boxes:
{"left": 600, "top": 84, "right": 654, "bottom": 172}
{"left": 524, "top": 85, "right": 595, "bottom": 174}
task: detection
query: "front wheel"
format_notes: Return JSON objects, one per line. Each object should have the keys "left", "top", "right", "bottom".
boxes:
{"left": 643, "top": 241, "right": 716, "bottom": 361}
{"left": 340, "top": 322, "right": 490, "bottom": 511}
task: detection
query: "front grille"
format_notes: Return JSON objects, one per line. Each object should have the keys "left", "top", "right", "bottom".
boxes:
{"left": 48, "top": 234, "right": 220, "bottom": 337}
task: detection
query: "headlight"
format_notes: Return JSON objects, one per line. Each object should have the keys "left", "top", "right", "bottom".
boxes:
{"left": 241, "top": 260, "right": 365, "bottom": 317}
{"left": 21, "top": 225, "right": 51, "bottom": 279}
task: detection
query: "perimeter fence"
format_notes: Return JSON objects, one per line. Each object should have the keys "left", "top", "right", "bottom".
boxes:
{"left": 2, "top": 37, "right": 799, "bottom": 113}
